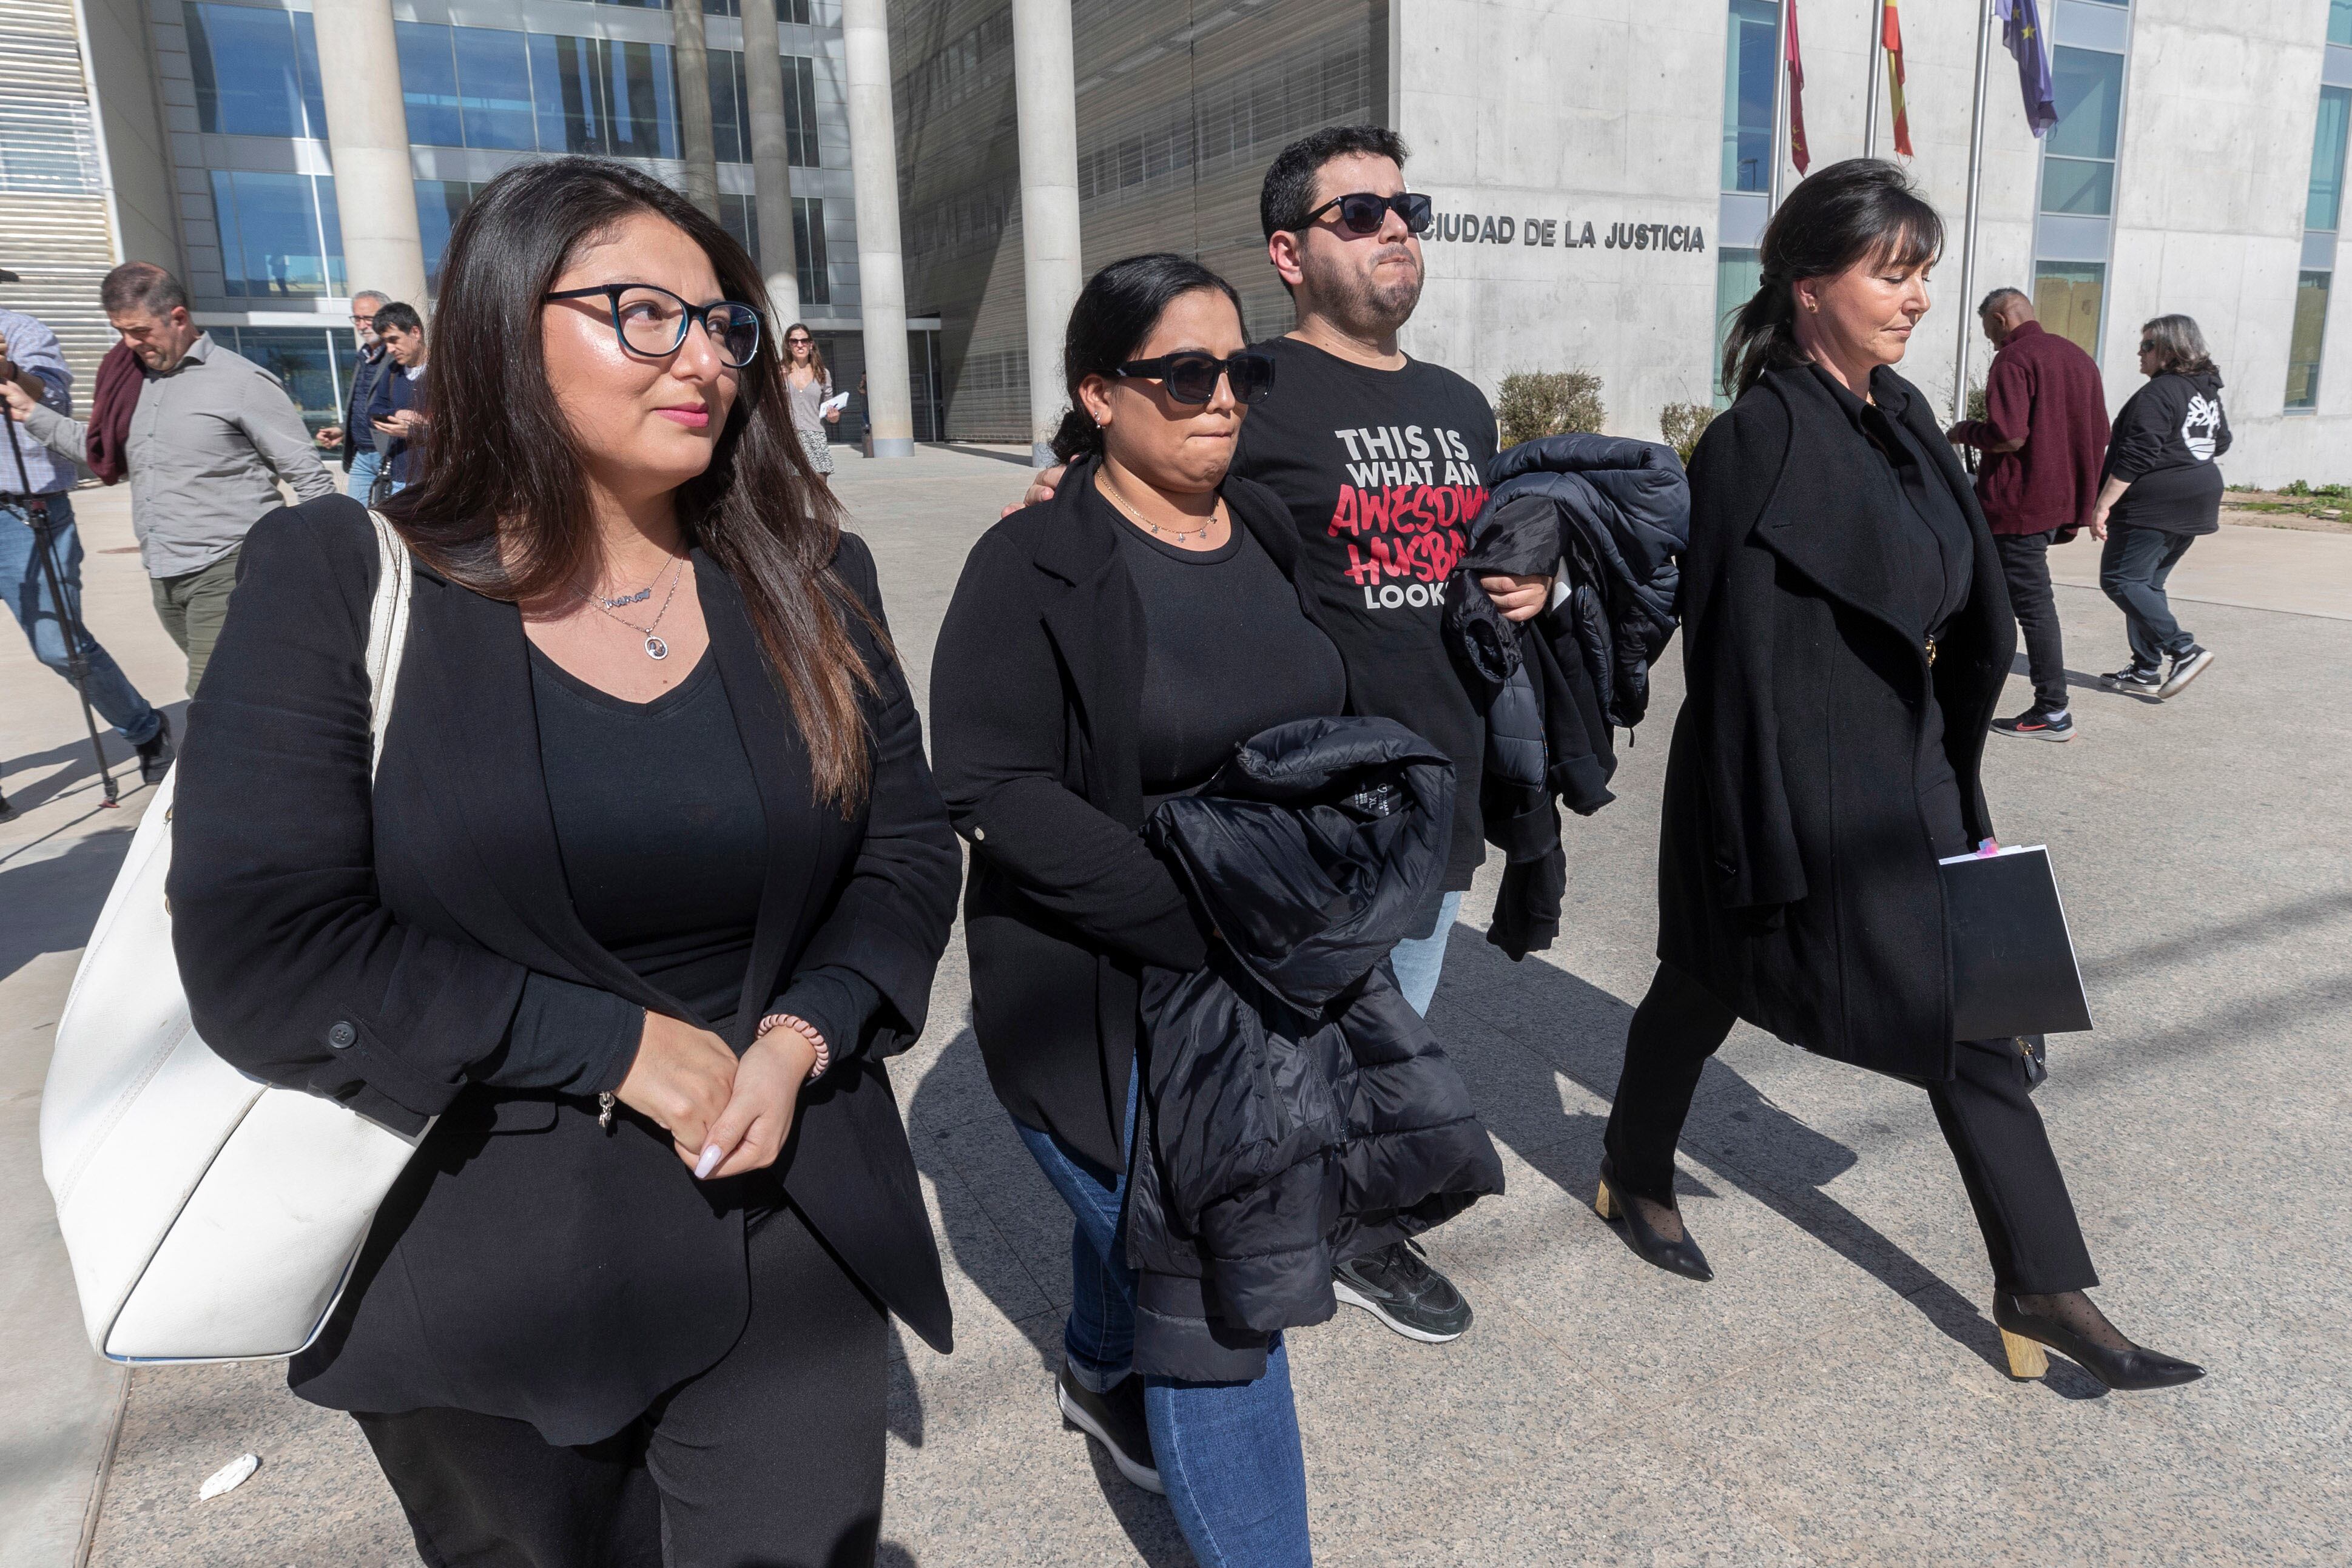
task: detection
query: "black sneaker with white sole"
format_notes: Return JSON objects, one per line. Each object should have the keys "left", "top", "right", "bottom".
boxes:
{"left": 2157, "top": 644, "right": 2214, "bottom": 699}
{"left": 1332, "top": 1237, "right": 1472, "bottom": 1344}
{"left": 1057, "top": 1362, "right": 1162, "bottom": 1494}
{"left": 2099, "top": 663, "right": 2162, "bottom": 693}
{"left": 1991, "top": 705, "right": 2075, "bottom": 742}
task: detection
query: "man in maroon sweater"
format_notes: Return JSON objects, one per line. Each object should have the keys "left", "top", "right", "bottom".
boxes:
{"left": 1948, "top": 288, "right": 2109, "bottom": 742}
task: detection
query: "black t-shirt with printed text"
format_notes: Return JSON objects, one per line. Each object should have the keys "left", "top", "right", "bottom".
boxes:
{"left": 1229, "top": 336, "right": 1495, "bottom": 889}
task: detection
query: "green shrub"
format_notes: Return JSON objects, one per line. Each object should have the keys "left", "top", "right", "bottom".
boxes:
{"left": 1496, "top": 370, "right": 1606, "bottom": 448}
{"left": 1659, "top": 402, "right": 1716, "bottom": 463}
{"left": 2283, "top": 479, "right": 2313, "bottom": 496}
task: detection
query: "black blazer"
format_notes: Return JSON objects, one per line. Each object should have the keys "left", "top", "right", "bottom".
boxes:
{"left": 1656, "top": 366, "right": 2015, "bottom": 1081}
{"left": 928, "top": 460, "right": 1343, "bottom": 1171}
{"left": 168, "top": 496, "right": 959, "bottom": 1445}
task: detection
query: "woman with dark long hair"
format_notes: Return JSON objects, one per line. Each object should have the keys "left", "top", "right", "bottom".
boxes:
{"left": 930, "top": 254, "right": 1335, "bottom": 1565}
{"left": 783, "top": 320, "right": 840, "bottom": 482}
{"left": 1597, "top": 159, "right": 2201, "bottom": 1392}
{"left": 167, "top": 156, "right": 960, "bottom": 1562}
{"left": 2089, "top": 313, "right": 2231, "bottom": 699}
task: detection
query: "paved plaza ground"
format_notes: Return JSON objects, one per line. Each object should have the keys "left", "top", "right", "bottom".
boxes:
{"left": 5, "top": 447, "right": 2350, "bottom": 1566}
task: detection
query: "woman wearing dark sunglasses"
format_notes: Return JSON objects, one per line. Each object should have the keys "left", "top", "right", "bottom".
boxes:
{"left": 166, "top": 156, "right": 960, "bottom": 1564}
{"left": 781, "top": 321, "right": 840, "bottom": 483}
{"left": 932, "top": 254, "right": 1344, "bottom": 1566}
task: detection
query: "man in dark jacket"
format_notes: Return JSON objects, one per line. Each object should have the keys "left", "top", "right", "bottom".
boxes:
{"left": 366, "top": 301, "right": 429, "bottom": 497}
{"left": 313, "top": 289, "right": 391, "bottom": 500}
{"left": 1947, "top": 288, "right": 2108, "bottom": 742}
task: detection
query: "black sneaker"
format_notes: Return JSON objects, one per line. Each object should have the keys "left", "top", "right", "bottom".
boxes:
{"left": 1990, "top": 706, "right": 2075, "bottom": 742}
{"left": 2099, "top": 663, "right": 2162, "bottom": 693}
{"left": 1056, "top": 1362, "right": 1162, "bottom": 1494}
{"left": 135, "top": 711, "right": 174, "bottom": 786}
{"left": 2157, "top": 644, "right": 2214, "bottom": 699}
{"left": 1332, "top": 1237, "right": 1472, "bottom": 1344}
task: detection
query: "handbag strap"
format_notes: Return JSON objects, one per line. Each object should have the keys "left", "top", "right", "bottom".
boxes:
{"left": 363, "top": 510, "right": 414, "bottom": 781}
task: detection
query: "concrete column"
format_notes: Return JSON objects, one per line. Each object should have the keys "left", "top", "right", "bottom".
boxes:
{"left": 672, "top": 0, "right": 721, "bottom": 220}
{"left": 841, "top": 0, "right": 913, "bottom": 456}
{"left": 1011, "top": 0, "right": 1083, "bottom": 467}
{"left": 312, "top": 0, "right": 426, "bottom": 306}
{"left": 740, "top": 0, "right": 801, "bottom": 323}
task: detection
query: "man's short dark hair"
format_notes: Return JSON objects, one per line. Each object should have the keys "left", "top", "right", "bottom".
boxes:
{"left": 1978, "top": 286, "right": 2029, "bottom": 316}
{"left": 100, "top": 261, "right": 189, "bottom": 317}
{"left": 374, "top": 301, "right": 424, "bottom": 335}
{"left": 1259, "top": 126, "right": 1411, "bottom": 241}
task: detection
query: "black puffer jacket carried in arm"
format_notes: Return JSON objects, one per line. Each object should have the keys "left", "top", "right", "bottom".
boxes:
{"left": 1124, "top": 717, "right": 1506, "bottom": 1382}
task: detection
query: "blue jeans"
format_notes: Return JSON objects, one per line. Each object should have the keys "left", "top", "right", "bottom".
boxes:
{"left": 346, "top": 448, "right": 382, "bottom": 503}
{"left": 2099, "top": 524, "right": 2198, "bottom": 670}
{"left": 1013, "top": 1069, "right": 1313, "bottom": 1567}
{"left": 1, "top": 494, "right": 163, "bottom": 748}
{"left": 1390, "top": 889, "right": 1464, "bottom": 1017}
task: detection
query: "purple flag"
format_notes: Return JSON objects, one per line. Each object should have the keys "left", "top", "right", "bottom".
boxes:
{"left": 1997, "top": 0, "right": 2060, "bottom": 136}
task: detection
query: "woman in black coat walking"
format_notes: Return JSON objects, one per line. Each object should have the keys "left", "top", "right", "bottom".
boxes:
{"left": 931, "top": 255, "right": 1342, "bottom": 1566}
{"left": 1597, "top": 160, "right": 2200, "bottom": 1392}
{"left": 167, "top": 158, "right": 960, "bottom": 1563}
{"left": 2089, "top": 314, "right": 2231, "bottom": 699}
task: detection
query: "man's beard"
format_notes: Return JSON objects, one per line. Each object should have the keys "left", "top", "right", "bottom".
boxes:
{"left": 1317, "top": 246, "right": 1424, "bottom": 338}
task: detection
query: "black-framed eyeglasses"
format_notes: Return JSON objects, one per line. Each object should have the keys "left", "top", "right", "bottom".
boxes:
{"left": 542, "top": 283, "right": 763, "bottom": 368}
{"left": 1299, "top": 191, "right": 1433, "bottom": 237}
{"left": 1114, "top": 351, "right": 1276, "bottom": 406}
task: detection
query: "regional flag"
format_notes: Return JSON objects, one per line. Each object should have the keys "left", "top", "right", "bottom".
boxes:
{"left": 1787, "top": 0, "right": 1810, "bottom": 173}
{"left": 1996, "top": 0, "right": 2060, "bottom": 136}
{"left": 1881, "top": 1, "right": 1914, "bottom": 157}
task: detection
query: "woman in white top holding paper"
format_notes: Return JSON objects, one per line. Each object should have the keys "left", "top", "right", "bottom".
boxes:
{"left": 783, "top": 322, "right": 841, "bottom": 482}
{"left": 1598, "top": 160, "right": 2202, "bottom": 1393}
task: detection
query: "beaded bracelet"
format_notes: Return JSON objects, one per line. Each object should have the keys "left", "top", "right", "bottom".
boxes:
{"left": 756, "top": 1012, "right": 831, "bottom": 1083}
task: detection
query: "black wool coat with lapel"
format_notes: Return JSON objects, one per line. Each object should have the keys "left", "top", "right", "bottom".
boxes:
{"left": 928, "top": 459, "right": 1345, "bottom": 1172}
{"left": 1656, "top": 366, "right": 2015, "bottom": 1081}
{"left": 167, "top": 496, "right": 959, "bottom": 1445}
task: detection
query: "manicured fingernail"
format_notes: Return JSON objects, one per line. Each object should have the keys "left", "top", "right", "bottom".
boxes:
{"left": 695, "top": 1144, "right": 723, "bottom": 1179}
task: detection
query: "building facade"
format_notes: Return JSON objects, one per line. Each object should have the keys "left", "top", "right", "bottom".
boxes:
{"left": 897, "top": 0, "right": 2351, "bottom": 486}
{"left": 5, "top": 0, "right": 942, "bottom": 441}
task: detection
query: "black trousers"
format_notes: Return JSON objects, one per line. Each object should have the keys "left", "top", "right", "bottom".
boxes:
{"left": 1602, "top": 963, "right": 2099, "bottom": 1294}
{"left": 1995, "top": 530, "right": 2069, "bottom": 712}
{"left": 355, "top": 1200, "right": 889, "bottom": 1568}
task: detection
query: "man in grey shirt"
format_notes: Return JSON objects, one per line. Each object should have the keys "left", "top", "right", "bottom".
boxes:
{"left": 0, "top": 295, "right": 174, "bottom": 817}
{"left": 0, "top": 262, "right": 334, "bottom": 695}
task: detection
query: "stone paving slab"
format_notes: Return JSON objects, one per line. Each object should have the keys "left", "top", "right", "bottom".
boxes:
{"left": 7, "top": 454, "right": 2350, "bottom": 1566}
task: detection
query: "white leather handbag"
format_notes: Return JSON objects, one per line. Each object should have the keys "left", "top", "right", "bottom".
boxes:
{"left": 40, "top": 512, "right": 431, "bottom": 1363}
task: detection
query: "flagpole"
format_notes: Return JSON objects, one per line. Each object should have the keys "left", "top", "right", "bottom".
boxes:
{"left": 1771, "top": 0, "right": 1791, "bottom": 210}
{"left": 1952, "top": 0, "right": 1995, "bottom": 423}
{"left": 1863, "top": 0, "right": 1882, "bottom": 158}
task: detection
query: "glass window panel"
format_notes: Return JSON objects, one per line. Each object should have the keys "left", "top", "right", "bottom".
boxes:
{"left": 2041, "top": 156, "right": 2114, "bottom": 216}
{"left": 2310, "top": 87, "right": 2350, "bottom": 233}
{"left": 703, "top": 0, "right": 737, "bottom": 14}
{"left": 1721, "top": 0, "right": 1779, "bottom": 195}
{"left": 2047, "top": 47, "right": 2123, "bottom": 161}
{"left": 453, "top": 28, "right": 537, "bottom": 150}
{"left": 414, "top": 179, "right": 480, "bottom": 292}
{"left": 396, "top": 22, "right": 463, "bottom": 149}
{"left": 212, "top": 170, "right": 332, "bottom": 297}
{"left": 1714, "top": 245, "right": 1762, "bottom": 403}
{"left": 530, "top": 34, "right": 607, "bottom": 154}
{"left": 785, "top": 56, "right": 818, "bottom": 167}
{"left": 317, "top": 173, "right": 346, "bottom": 294}
{"left": 781, "top": 0, "right": 811, "bottom": 22}
{"left": 234, "top": 328, "right": 340, "bottom": 432}
{"left": 2286, "top": 270, "right": 2331, "bottom": 408}
{"left": 291, "top": 12, "right": 329, "bottom": 138}
{"left": 719, "top": 192, "right": 759, "bottom": 267}
{"left": 603, "top": 40, "right": 679, "bottom": 160}
{"left": 2033, "top": 261, "right": 2106, "bottom": 357}
{"left": 2331, "top": 1, "right": 2351, "bottom": 47}
{"left": 709, "top": 49, "right": 750, "bottom": 163}
{"left": 184, "top": 4, "right": 308, "bottom": 138}
{"left": 795, "top": 195, "right": 828, "bottom": 303}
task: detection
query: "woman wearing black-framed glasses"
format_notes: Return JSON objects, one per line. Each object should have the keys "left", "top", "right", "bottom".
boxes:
{"left": 169, "top": 155, "right": 958, "bottom": 1566}
{"left": 931, "top": 253, "right": 1346, "bottom": 1566}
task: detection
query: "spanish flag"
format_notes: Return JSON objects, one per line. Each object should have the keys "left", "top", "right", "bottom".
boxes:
{"left": 1881, "top": 0, "right": 1914, "bottom": 158}
{"left": 1786, "top": 0, "right": 1810, "bottom": 173}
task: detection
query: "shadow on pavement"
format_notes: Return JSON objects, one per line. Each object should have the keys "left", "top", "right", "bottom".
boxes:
{"left": 906, "top": 1029, "right": 1195, "bottom": 1567}
{"left": 0, "top": 826, "right": 135, "bottom": 984}
{"left": 1434, "top": 932, "right": 2106, "bottom": 1396}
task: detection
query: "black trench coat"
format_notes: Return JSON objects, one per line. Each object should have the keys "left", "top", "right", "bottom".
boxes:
{"left": 1657, "top": 365, "right": 2015, "bottom": 1082}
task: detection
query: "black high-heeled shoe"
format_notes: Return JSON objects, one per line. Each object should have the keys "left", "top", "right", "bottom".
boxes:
{"left": 1594, "top": 1157, "right": 1713, "bottom": 1281}
{"left": 1992, "top": 1290, "right": 2205, "bottom": 1391}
